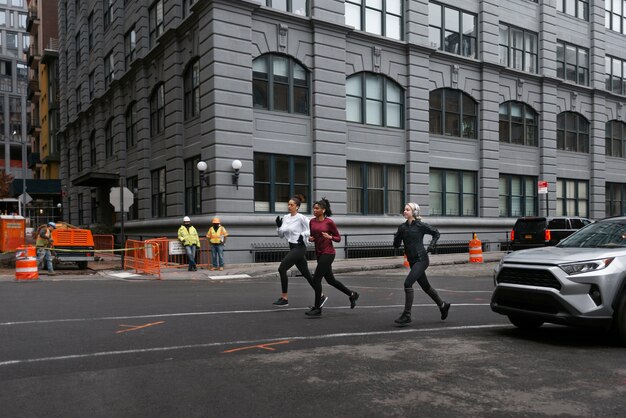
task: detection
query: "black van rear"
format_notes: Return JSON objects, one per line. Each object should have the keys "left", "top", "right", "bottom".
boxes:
{"left": 510, "top": 216, "right": 591, "bottom": 250}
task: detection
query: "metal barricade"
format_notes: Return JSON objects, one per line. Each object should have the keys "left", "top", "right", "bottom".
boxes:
{"left": 93, "top": 234, "right": 115, "bottom": 259}
{"left": 150, "top": 237, "right": 211, "bottom": 269}
{"left": 123, "top": 239, "right": 161, "bottom": 279}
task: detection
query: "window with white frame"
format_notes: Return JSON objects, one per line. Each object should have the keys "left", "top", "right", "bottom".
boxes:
{"left": 347, "top": 161, "right": 404, "bottom": 215}
{"left": 185, "top": 156, "right": 202, "bottom": 215}
{"left": 345, "top": 0, "right": 403, "bottom": 40}
{"left": 499, "top": 101, "right": 538, "bottom": 146}
{"left": 606, "top": 0, "right": 626, "bottom": 34}
{"left": 557, "top": 112, "right": 589, "bottom": 153}
{"left": 557, "top": 0, "right": 588, "bottom": 21}
{"left": 252, "top": 54, "right": 309, "bottom": 115}
{"left": 605, "top": 56, "right": 626, "bottom": 96}
{"left": 151, "top": 168, "right": 166, "bottom": 217}
{"left": 557, "top": 178, "right": 588, "bottom": 217}
{"left": 498, "top": 24, "right": 538, "bottom": 73}
{"left": 606, "top": 120, "right": 626, "bottom": 158}
{"left": 428, "top": 2, "right": 476, "bottom": 58}
{"left": 430, "top": 168, "right": 477, "bottom": 216}
{"left": 429, "top": 88, "right": 477, "bottom": 139}
{"left": 556, "top": 41, "right": 589, "bottom": 86}
{"left": 184, "top": 59, "right": 200, "bottom": 120}
{"left": 606, "top": 182, "right": 626, "bottom": 216}
{"left": 499, "top": 174, "right": 537, "bottom": 217}
{"left": 254, "top": 153, "right": 310, "bottom": 213}
{"left": 264, "top": 0, "right": 308, "bottom": 16}
{"left": 346, "top": 72, "right": 404, "bottom": 128}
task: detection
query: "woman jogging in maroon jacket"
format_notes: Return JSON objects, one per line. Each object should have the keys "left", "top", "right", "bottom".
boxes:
{"left": 305, "top": 198, "right": 359, "bottom": 317}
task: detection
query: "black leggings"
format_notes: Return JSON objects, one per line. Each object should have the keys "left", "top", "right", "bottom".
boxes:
{"left": 404, "top": 257, "right": 433, "bottom": 291}
{"left": 313, "top": 254, "right": 352, "bottom": 308}
{"left": 278, "top": 243, "right": 314, "bottom": 294}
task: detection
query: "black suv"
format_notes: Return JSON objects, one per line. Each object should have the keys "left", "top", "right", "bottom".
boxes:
{"left": 509, "top": 216, "right": 591, "bottom": 250}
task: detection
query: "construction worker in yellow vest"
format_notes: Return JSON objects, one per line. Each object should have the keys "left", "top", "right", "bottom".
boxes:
{"left": 206, "top": 217, "right": 228, "bottom": 271}
{"left": 36, "top": 222, "right": 56, "bottom": 275}
{"left": 178, "top": 216, "right": 200, "bottom": 271}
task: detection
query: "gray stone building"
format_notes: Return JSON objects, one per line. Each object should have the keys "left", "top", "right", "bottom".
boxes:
{"left": 58, "top": 0, "right": 626, "bottom": 262}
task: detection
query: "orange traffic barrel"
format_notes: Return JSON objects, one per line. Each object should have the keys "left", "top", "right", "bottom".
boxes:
{"left": 469, "top": 234, "right": 483, "bottom": 263}
{"left": 15, "top": 245, "right": 38, "bottom": 281}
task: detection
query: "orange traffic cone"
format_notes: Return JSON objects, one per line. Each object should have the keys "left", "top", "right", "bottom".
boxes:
{"left": 403, "top": 254, "right": 410, "bottom": 268}
{"left": 469, "top": 234, "right": 483, "bottom": 263}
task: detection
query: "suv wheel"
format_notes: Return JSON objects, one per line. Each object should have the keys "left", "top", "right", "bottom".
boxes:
{"left": 615, "top": 293, "right": 626, "bottom": 346}
{"left": 508, "top": 315, "right": 544, "bottom": 329}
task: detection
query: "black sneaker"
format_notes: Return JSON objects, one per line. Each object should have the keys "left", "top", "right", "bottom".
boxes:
{"left": 394, "top": 311, "right": 411, "bottom": 326}
{"left": 320, "top": 295, "right": 329, "bottom": 308}
{"left": 272, "top": 297, "right": 289, "bottom": 307}
{"left": 440, "top": 302, "right": 451, "bottom": 320}
{"left": 349, "top": 292, "right": 359, "bottom": 309}
{"left": 305, "top": 307, "right": 322, "bottom": 317}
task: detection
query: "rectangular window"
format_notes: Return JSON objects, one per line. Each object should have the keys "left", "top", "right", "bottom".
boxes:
{"left": 6, "top": 32, "right": 17, "bottom": 56}
{"left": 124, "top": 29, "right": 136, "bottom": 70}
{"left": 104, "top": 52, "right": 114, "bottom": 88}
{"left": 606, "top": 55, "right": 626, "bottom": 96}
{"left": 75, "top": 32, "right": 81, "bottom": 68}
{"left": 127, "top": 177, "right": 139, "bottom": 221}
{"left": 75, "top": 85, "right": 81, "bottom": 112}
{"left": 185, "top": 157, "right": 202, "bottom": 215}
{"left": 151, "top": 168, "right": 166, "bottom": 217}
{"left": 347, "top": 162, "right": 404, "bottom": 215}
{"left": 429, "top": 168, "right": 477, "bottom": 216}
{"left": 77, "top": 193, "right": 84, "bottom": 225}
{"left": 88, "top": 13, "right": 93, "bottom": 50}
{"left": 606, "top": 182, "right": 626, "bottom": 216}
{"left": 429, "top": 2, "right": 476, "bottom": 59}
{"left": 89, "top": 71, "right": 94, "bottom": 101}
{"left": 499, "top": 23, "right": 538, "bottom": 73}
{"left": 556, "top": 178, "right": 588, "bottom": 217}
{"left": 499, "top": 174, "right": 538, "bottom": 217}
{"left": 556, "top": 41, "right": 589, "bottom": 86}
{"left": 254, "top": 153, "right": 310, "bottom": 213}
{"left": 103, "top": 0, "right": 113, "bottom": 30}
{"left": 606, "top": 0, "right": 626, "bottom": 34}
{"left": 345, "top": 0, "right": 402, "bottom": 40}
{"left": 105, "top": 121, "right": 113, "bottom": 158}
{"left": 557, "top": 0, "right": 589, "bottom": 20}
{"left": 149, "top": 0, "right": 164, "bottom": 49}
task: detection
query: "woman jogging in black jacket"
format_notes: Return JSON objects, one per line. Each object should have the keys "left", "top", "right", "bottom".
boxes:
{"left": 392, "top": 202, "right": 450, "bottom": 326}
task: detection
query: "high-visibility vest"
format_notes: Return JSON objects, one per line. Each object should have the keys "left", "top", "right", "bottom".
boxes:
{"left": 35, "top": 227, "right": 52, "bottom": 248}
{"left": 178, "top": 225, "right": 200, "bottom": 246}
{"left": 207, "top": 225, "right": 228, "bottom": 244}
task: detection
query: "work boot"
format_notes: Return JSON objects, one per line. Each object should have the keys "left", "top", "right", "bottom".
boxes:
{"left": 394, "top": 311, "right": 411, "bottom": 326}
{"left": 47, "top": 271, "right": 55, "bottom": 276}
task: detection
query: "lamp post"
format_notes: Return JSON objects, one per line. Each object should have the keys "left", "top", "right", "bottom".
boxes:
{"left": 13, "top": 131, "right": 27, "bottom": 218}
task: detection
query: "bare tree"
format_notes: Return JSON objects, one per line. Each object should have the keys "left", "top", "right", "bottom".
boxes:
{"left": 0, "top": 170, "right": 14, "bottom": 198}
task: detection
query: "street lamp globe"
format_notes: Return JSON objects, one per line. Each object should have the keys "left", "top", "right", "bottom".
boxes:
{"left": 197, "top": 161, "right": 208, "bottom": 172}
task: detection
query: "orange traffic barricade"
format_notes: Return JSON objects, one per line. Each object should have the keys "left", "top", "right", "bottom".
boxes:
{"left": 469, "top": 233, "right": 483, "bottom": 263}
{"left": 15, "top": 245, "right": 38, "bottom": 281}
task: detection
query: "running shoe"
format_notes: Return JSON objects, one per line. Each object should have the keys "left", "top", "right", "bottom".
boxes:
{"left": 349, "top": 292, "right": 359, "bottom": 309}
{"left": 440, "top": 302, "right": 451, "bottom": 320}
{"left": 272, "top": 297, "right": 289, "bottom": 307}
{"left": 320, "top": 294, "right": 329, "bottom": 307}
{"left": 394, "top": 311, "right": 411, "bottom": 326}
{"left": 305, "top": 307, "right": 322, "bottom": 317}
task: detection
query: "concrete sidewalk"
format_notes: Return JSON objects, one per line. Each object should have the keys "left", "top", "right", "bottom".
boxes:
{"left": 0, "top": 251, "right": 505, "bottom": 281}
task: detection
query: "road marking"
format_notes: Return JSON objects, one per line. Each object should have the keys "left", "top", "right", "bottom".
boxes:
{"left": 0, "top": 324, "right": 509, "bottom": 367}
{"left": 209, "top": 274, "right": 251, "bottom": 280}
{"left": 0, "top": 304, "right": 491, "bottom": 326}
{"left": 108, "top": 272, "right": 142, "bottom": 278}
{"left": 116, "top": 321, "right": 165, "bottom": 334}
{"left": 222, "top": 340, "right": 290, "bottom": 353}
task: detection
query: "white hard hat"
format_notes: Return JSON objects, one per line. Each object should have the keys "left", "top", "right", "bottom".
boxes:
{"left": 47, "top": 222, "right": 57, "bottom": 229}
{"left": 183, "top": 216, "right": 191, "bottom": 223}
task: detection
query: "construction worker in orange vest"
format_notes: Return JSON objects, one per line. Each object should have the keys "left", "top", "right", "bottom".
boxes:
{"left": 206, "top": 217, "right": 228, "bottom": 271}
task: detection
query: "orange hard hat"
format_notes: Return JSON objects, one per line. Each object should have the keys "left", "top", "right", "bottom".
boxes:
{"left": 212, "top": 217, "right": 220, "bottom": 224}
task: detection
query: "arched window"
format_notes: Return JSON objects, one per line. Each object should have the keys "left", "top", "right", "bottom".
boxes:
{"left": 345, "top": 0, "right": 403, "bottom": 40}
{"left": 606, "top": 120, "right": 626, "bottom": 158}
{"left": 499, "top": 101, "right": 538, "bottom": 146}
{"left": 89, "top": 131, "right": 96, "bottom": 166}
{"left": 252, "top": 54, "right": 309, "bottom": 115}
{"left": 105, "top": 119, "right": 113, "bottom": 158}
{"left": 150, "top": 83, "right": 165, "bottom": 136}
{"left": 346, "top": 72, "right": 404, "bottom": 128}
{"left": 429, "top": 88, "right": 477, "bottom": 139}
{"left": 126, "top": 102, "right": 137, "bottom": 149}
{"left": 557, "top": 112, "right": 589, "bottom": 153}
{"left": 184, "top": 59, "right": 200, "bottom": 120}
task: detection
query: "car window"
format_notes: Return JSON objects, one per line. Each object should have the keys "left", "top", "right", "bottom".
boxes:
{"left": 558, "top": 221, "right": 626, "bottom": 248}
{"left": 570, "top": 219, "right": 585, "bottom": 229}
{"left": 548, "top": 219, "right": 568, "bottom": 229}
{"left": 514, "top": 219, "right": 546, "bottom": 233}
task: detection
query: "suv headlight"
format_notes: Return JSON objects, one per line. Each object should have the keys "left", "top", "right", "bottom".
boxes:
{"left": 559, "top": 258, "right": 614, "bottom": 275}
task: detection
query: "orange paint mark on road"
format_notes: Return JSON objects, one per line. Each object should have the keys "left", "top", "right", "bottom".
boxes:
{"left": 116, "top": 321, "right": 165, "bottom": 334}
{"left": 222, "top": 340, "right": 290, "bottom": 354}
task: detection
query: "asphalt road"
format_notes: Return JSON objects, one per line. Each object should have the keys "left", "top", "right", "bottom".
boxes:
{"left": 1, "top": 263, "right": 625, "bottom": 417}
